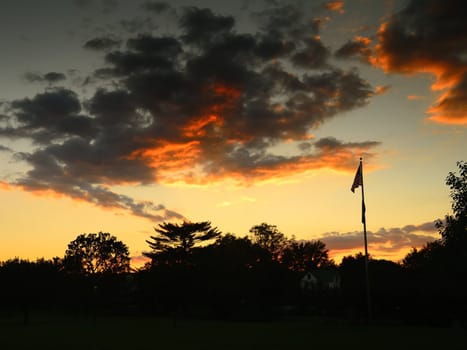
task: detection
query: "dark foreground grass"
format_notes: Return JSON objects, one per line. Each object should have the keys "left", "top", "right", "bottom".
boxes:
{"left": 1, "top": 314, "right": 466, "bottom": 350}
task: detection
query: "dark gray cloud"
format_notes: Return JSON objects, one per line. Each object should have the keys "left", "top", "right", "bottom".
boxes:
{"left": 0, "top": 144, "right": 12, "bottom": 153}
{"left": 73, "top": 0, "right": 93, "bottom": 8}
{"left": 253, "top": 4, "right": 305, "bottom": 38}
{"left": 291, "top": 37, "right": 330, "bottom": 69}
{"left": 83, "top": 37, "right": 122, "bottom": 50}
{"left": 14, "top": 147, "right": 183, "bottom": 222}
{"left": 180, "top": 7, "right": 235, "bottom": 46}
{"left": 335, "top": 36, "right": 372, "bottom": 63}
{"left": 0, "top": 4, "right": 382, "bottom": 220}
{"left": 23, "top": 72, "right": 67, "bottom": 84}
{"left": 119, "top": 17, "right": 158, "bottom": 34}
{"left": 320, "top": 221, "right": 438, "bottom": 253}
{"left": 74, "top": 0, "right": 119, "bottom": 13}
{"left": 3, "top": 88, "right": 95, "bottom": 143}
{"left": 142, "top": 1, "right": 171, "bottom": 14}
{"left": 314, "top": 137, "right": 380, "bottom": 152}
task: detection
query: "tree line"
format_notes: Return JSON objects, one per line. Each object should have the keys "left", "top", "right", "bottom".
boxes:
{"left": 0, "top": 161, "right": 466, "bottom": 325}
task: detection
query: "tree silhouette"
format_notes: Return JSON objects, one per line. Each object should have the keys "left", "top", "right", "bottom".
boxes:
{"left": 436, "top": 161, "right": 467, "bottom": 249}
{"left": 63, "top": 232, "right": 130, "bottom": 275}
{"left": 400, "top": 161, "right": 467, "bottom": 323}
{"left": 281, "top": 240, "right": 334, "bottom": 272}
{"left": 402, "top": 162, "right": 467, "bottom": 271}
{"left": 249, "top": 223, "right": 287, "bottom": 259}
{"left": 144, "top": 221, "right": 221, "bottom": 267}
{"left": 402, "top": 240, "right": 445, "bottom": 272}
{"left": 445, "top": 160, "right": 467, "bottom": 218}
{"left": 0, "top": 258, "right": 65, "bottom": 323}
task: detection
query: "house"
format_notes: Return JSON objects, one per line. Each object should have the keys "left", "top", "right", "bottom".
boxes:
{"left": 300, "top": 271, "right": 318, "bottom": 292}
{"left": 300, "top": 269, "right": 341, "bottom": 292}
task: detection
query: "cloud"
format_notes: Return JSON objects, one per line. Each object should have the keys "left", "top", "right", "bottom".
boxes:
{"left": 374, "top": 85, "right": 390, "bottom": 95}
{"left": 407, "top": 95, "right": 425, "bottom": 101}
{"left": 142, "top": 1, "right": 171, "bottom": 14}
{"left": 0, "top": 180, "right": 11, "bottom": 190}
{"left": 0, "top": 4, "right": 382, "bottom": 221}
{"left": 335, "top": 36, "right": 373, "bottom": 63}
{"left": 73, "top": 0, "right": 93, "bottom": 8}
{"left": 12, "top": 150, "right": 184, "bottom": 222}
{"left": 323, "top": 1, "right": 345, "bottom": 14}
{"left": 0, "top": 144, "right": 12, "bottom": 153}
{"left": 291, "top": 37, "right": 330, "bottom": 69}
{"left": 319, "top": 221, "right": 438, "bottom": 254}
{"left": 83, "top": 37, "right": 121, "bottom": 50}
{"left": 2, "top": 88, "right": 95, "bottom": 143}
{"left": 23, "top": 72, "right": 67, "bottom": 85}
{"left": 373, "top": 0, "right": 467, "bottom": 125}
{"left": 74, "top": 0, "right": 119, "bottom": 14}
{"left": 119, "top": 17, "right": 158, "bottom": 34}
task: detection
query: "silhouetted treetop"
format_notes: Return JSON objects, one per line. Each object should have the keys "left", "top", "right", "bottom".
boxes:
{"left": 63, "top": 232, "right": 130, "bottom": 275}
{"left": 446, "top": 160, "right": 467, "bottom": 218}
{"left": 403, "top": 161, "right": 467, "bottom": 274}
{"left": 435, "top": 161, "right": 467, "bottom": 248}
{"left": 144, "top": 221, "right": 221, "bottom": 266}
{"left": 281, "top": 240, "right": 334, "bottom": 272}
{"left": 249, "top": 222, "right": 287, "bottom": 258}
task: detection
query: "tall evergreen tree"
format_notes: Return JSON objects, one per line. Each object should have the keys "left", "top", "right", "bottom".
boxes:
{"left": 144, "top": 221, "right": 221, "bottom": 266}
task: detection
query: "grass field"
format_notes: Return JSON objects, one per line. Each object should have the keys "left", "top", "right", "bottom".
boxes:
{"left": 1, "top": 314, "right": 466, "bottom": 350}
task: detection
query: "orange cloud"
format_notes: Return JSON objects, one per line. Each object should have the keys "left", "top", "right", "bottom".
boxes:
{"left": 212, "top": 83, "right": 242, "bottom": 100}
{"left": 407, "top": 95, "right": 425, "bottom": 100}
{"left": 427, "top": 83, "right": 467, "bottom": 125}
{"left": 0, "top": 181, "right": 58, "bottom": 198}
{"left": 374, "top": 85, "right": 390, "bottom": 95}
{"left": 373, "top": 3, "right": 467, "bottom": 125}
{"left": 129, "top": 140, "right": 201, "bottom": 172}
{"left": 335, "top": 35, "right": 374, "bottom": 63}
{"left": 150, "top": 137, "right": 380, "bottom": 186}
{"left": 182, "top": 114, "right": 223, "bottom": 138}
{"left": 355, "top": 35, "right": 370, "bottom": 46}
{"left": 324, "top": 1, "right": 345, "bottom": 14}
{"left": 0, "top": 181, "right": 11, "bottom": 190}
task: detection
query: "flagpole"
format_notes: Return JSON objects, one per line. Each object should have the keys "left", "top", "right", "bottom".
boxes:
{"left": 360, "top": 157, "right": 372, "bottom": 322}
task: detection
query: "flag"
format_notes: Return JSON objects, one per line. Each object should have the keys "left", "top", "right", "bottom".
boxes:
{"left": 351, "top": 163, "right": 363, "bottom": 193}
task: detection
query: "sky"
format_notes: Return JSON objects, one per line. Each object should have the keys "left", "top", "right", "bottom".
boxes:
{"left": 0, "top": 0, "right": 465, "bottom": 266}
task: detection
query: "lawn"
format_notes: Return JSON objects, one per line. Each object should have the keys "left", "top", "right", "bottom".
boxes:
{"left": 0, "top": 314, "right": 466, "bottom": 350}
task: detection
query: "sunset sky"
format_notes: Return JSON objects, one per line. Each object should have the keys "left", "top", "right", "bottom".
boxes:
{"left": 0, "top": 0, "right": 465, "bottom": 266}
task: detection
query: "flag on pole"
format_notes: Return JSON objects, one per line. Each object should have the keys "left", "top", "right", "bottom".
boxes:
{"left": 350, "top": 159, "right": 371, "bottom": 321}
{"left": 351, "top": 161, "right": 366, "bottom": 224}
{"left": 351, "top": 162, "right": 363, "bottom": 193}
